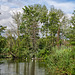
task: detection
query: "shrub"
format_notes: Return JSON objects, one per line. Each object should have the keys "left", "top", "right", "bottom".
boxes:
{"left": 45, "top": 46, "right": 75, "bottom": 75}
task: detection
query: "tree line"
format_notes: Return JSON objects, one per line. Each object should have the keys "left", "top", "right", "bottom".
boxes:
{"left": 0, "top": 4, "right": 75, "bottom": 59}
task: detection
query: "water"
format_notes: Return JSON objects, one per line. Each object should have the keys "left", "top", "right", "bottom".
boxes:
{"left": 0, "top": 59, "right": 48, "bottom": 75}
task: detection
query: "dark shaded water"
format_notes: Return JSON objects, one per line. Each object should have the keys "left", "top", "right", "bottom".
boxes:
{"left": 0, "top": 59, "right": 48, "bottom": 75}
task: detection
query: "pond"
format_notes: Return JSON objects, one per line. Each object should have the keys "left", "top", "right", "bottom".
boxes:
{"left": 0, "top": 59, "right": 49, "bottom": 75}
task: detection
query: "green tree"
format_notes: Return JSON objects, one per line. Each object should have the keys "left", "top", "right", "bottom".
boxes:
{"left": 12, "top": 12, "right": 22, "bottom": 48}
{"left": 0, "top": 25, "right": 6, "bottom": 54}
{"left": 0, "top": 25, "right": 6, "bottom": 35}
{"left": 0, "top": 36, "right": 6, "bottom": 54}
{"left": 68, "top": 10, "right": 75, "bottom": 45}
{"left": 21, "top": 4, "right": 44, "bottom": 56}
{"left": 41, "top": 7, "right": 60, "bottom": 48}
{"left": 6, "top": 30, "right": 17, "bottom": 58}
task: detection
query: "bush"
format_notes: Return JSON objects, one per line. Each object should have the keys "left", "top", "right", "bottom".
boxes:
{"left": 45, "top": 46, "right": 75, "bottom": 75}
{"left": 37, "top": 48, "right": 50, "bottom": 59}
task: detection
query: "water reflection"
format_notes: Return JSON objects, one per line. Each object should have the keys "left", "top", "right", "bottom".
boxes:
{"left": 0, "top": 59, "right": 47, "bottom": 75}
{"left": 31, "top": 60, "right": 35, "bottom": 75}
{"left": 16, "top": 63, "right": 19, "bottom": 75}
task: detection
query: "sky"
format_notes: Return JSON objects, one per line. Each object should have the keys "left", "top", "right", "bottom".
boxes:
{"left": 0, "top": 0, "right": 75, "bottom": 30}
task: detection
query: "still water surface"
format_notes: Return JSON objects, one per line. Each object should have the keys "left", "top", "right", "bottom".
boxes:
{"left": 0, "top": 59, "right": 48, "bottom": 75}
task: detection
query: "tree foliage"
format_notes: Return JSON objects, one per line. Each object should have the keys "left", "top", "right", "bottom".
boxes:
{"left": 67, "top": 10, "right": 75, "bottom": 45}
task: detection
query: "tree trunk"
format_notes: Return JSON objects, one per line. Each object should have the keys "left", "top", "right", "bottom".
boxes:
{"left": 57, "top": 27, "right": 60, "bottom": 48}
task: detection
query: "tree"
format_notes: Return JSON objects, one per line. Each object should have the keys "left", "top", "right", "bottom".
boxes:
{"left": 67, "top": 10, "right": 75, "bottom": 45}
{"left": 0, "top": 36, "right": 6, "bottom": 54}
{"left": 12, "top": 12, "right": 22, "bottom": 47}
{"left": 0, "top": 25, "right": 6, "bottom": 35}
{"left": 6, "top": 29, "right": 17, "bottom": 58}
{"left": 0, "top": 25, "right": 6, "bottom": 54}
{"left": 49, "top": 10, "right": 59, "bottom": 46}
{"left": 21, "top": 4, "right": 44, "bottom": 56}
{"left": 11, "top": 12, "right": 24, "bottom": 58}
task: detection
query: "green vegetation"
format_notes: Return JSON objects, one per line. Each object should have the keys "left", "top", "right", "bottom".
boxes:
{"left": 0, "top": 4, "right": 75, "bottom": 75}
{"left": 45, "top": 46, "right": 75, "bottom": 75}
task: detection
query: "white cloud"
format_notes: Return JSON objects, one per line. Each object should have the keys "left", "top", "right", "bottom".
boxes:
{"left": 0, "top": 12, "right": 10, "bottom": 20}
{"left": 45, "top": 0, "right": 75, "bottom": 13}
{"left": 0, "top": 0, "right": 8, "bottom": 2}
{"left": 1, "top": 5, "right": 9, "bottom": 11}
{"left": 66, "top": 14, "right": 73, "bottom": 19}
{"left": 0, "top": 17, "right": 12, "bottom": 26}
{"left": 0, "top": 0, "right": 74, "bottom": 31}
{"left": 0, "top": 4, "right": 23, "bottom": 30}
{"left": 0, "top": 5, "right": 10, "bottom": 20}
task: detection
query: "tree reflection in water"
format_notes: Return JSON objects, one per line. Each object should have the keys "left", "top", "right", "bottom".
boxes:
{"left": 31, "top": 60, "right": 35, "bottom": 75}
{"left": 0, "top": 59, "right": 46, "bottom": 75}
